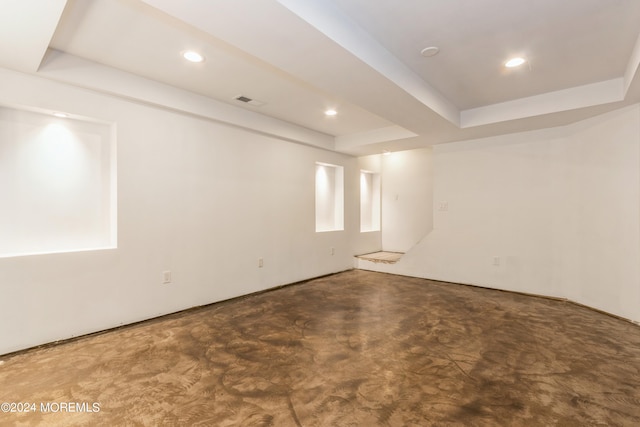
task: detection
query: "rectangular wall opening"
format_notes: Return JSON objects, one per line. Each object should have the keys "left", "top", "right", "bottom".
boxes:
{"left": 360, "top": 170, "right": 381, "bottom": 232}
{"left": 0, "top": 106, "right": 117, "bottom": 257}
{"left": 315, "top": 162, "right": 344, "bottom": 232}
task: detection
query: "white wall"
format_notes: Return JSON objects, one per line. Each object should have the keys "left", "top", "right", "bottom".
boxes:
{"left": 560, "top": 107, "right": 640, "bottom": 319}
{"left": 375, "top": 105, "right": 640, "bottom": 323}
{"left": 0, "top": 68, "right": 376, "bottom": 355}
{"left": 381, "top": 148, "right": 433, "bottom": 252}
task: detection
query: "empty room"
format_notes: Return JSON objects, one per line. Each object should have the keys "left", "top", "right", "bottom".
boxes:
{"left": 1, "top": 0, "right": 640, "bottom": 425}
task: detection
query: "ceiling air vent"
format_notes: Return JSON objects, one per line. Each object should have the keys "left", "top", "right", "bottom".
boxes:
{"left": 233, "top": 95, "right": 265, "bottom": 107}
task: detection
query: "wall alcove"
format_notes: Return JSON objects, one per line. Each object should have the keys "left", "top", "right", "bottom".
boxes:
{"left": 0, "top": 107, "right": 116, "bottom": 258}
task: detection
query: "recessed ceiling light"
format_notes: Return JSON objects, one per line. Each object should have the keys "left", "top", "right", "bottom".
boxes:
{"left": 182, "top": 50, "right": 204, "bottom": 63}
{"left": 505, "top": 57, "right": 526, "bottom": 68}
{"left": 53, "top": 112, "right": 68, "bottom": 118}
{"left": 420, "top": 46, "right": 440, "bottom": 57}
{"left": 324, "top": 109, "right": 337, "bottom": 116}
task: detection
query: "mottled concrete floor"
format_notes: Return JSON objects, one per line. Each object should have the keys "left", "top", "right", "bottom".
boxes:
{"left": 1, "top": 270, "right": 640, "bottom": 426}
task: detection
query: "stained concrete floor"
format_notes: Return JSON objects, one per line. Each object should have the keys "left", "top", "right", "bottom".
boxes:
{"left": 1, "top": 270, "right": 640, "bottom": 426}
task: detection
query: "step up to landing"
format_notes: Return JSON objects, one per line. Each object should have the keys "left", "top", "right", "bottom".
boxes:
{"left": 356, "top": 251, "right": 404, "bottom": 264}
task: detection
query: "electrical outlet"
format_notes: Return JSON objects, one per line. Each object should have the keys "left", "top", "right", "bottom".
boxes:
{"left": 162, "top": 270, "right": 172, "bottom": 284}
{"left": 493, "top": 257, "right": 500, "bottom": 266}
{"left": 258, "top": 258, "right": 264, "bottom": 268}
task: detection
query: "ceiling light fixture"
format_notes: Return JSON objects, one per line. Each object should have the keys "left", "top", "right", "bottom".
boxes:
{"left": 324, "top": 109, "right": 337, "bottom": 116}
{"left": 182, "top": 50, "right": 204, "bottom": 63}
{"left": 505, "top": 57, "right": 526, "bottom": 68}
{"left": 53, "top": 112, "right": 68, "bottom": 118}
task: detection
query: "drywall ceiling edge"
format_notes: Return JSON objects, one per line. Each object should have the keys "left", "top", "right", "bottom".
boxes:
{"left": 0, "top": 0, "right": 68, "bottom": 72}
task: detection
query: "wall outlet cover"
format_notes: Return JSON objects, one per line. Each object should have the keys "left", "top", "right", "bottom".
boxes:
{"left": 162, "top": 271, "right": 172, "bottom": 283}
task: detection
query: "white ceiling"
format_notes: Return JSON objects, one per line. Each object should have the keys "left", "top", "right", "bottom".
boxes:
{"left": 1, "top": 0, "right": 640, "bottom": 156}
{"left": 333, "top": 0, "right": 640, "bottom": 109}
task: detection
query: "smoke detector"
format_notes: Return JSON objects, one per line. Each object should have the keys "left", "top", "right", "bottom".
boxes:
{"left": 420, "top": 46, "right": 440, "bottom": 57}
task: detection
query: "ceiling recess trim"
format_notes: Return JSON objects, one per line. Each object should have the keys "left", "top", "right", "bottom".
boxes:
{"left": 34, "top": 50, "right": 335, "bottom": 151}
{"left": 624, "top": 32, "right": 640, "bottom": 95}
{"left": 276, "top": 0, "right": 460, "bottom": 127}
{"left": 461, "top": 79, "right": 625, "bottom": 128}
{"left": 0, "top": 0, "right": 68, "bottom": 72}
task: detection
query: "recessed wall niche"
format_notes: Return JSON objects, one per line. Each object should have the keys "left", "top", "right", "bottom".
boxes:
{"left": 315, "top": 162, "right": 344, "bottom": 232}
{"left": 0, "top": 107, "right": 116, "bottom": 257}
{"left": 360, "top": 170, "right": 381, "bottom": 232}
